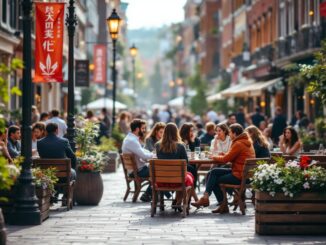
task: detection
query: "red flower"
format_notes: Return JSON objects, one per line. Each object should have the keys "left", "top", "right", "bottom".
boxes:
{"left": 300, "top": 156, "right": 311, "bottom": 169}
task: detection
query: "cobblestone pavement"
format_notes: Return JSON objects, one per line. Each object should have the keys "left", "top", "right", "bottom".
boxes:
{"left": 6, "top": 166, "right": 326, "bottom": 245}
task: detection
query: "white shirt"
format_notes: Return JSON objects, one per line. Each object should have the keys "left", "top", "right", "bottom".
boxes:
{"left": 45, "top": 117, "right": 67, "bottom": 138}
{"left": 158, "top": 110, "right": 170, "bottom": 123}
{"left": 210, "top": 135, "right": 232, "bottom": 153}
{"left": 122, "top": 132, "right": 153, "bottom": 170}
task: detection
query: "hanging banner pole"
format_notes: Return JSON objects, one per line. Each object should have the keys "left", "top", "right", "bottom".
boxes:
{"left": 34, "top": 2, "right": 65, "bottom": 83}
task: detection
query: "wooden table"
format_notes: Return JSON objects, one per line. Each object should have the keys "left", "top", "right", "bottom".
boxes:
{"left": 188, "top": 158, "right": 222, "bottom": 166}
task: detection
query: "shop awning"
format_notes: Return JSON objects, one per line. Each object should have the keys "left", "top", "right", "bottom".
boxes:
{"left": 206, "top": 92, "right": 223, "bottom": 102}
{"left": 231, "top": 77, "right": 282, "bottom": 97}
{"left": 220, "top": 81, "right": 255, "bottom": 97}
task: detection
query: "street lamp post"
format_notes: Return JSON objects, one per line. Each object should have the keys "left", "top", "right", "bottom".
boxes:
{"left": 11, "top": 0, "right": 41, "bottom": 225}
{"left": 107, "top": 9, "right": 121, "bottom": 128}
{"left": 129, "top": 43, "right": 138, "bottom": 93}
{"left": 65, "top": 0, "right": 77, "bottom": 152}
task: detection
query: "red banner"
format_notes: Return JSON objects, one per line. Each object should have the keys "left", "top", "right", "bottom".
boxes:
{"left": 34, "top": 3, "right": 64, "bottom": 83}
{"left": 93, "top": 45, "right": 107, "bottom": 83}
{"left": 321, "top": 2, "right": 326, "bottom": 17}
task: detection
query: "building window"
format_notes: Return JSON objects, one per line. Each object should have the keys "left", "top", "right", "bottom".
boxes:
{"left": 2, "top": 0, "right": 8, "bottom": 24}
{"left": 9, "top": 0, "right": 17, "bottom": 29}
{"left": 279, "top": 2, "right": 286, "bottom": 38}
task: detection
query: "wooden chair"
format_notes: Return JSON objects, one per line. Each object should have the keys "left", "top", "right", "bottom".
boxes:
{"left": 149, "top": 159, "right": 193, "bottom": 218}
{"left": 33, "top": 158, "right": 75, "bottom": 211}
{"left": 219, "top": 158, "right": 270, "bottom": 215}
{"left": 120, "top": 153, "right": 150, "bottom": 202}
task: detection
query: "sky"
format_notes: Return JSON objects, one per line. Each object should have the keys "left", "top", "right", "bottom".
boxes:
{"left": 124, "top": 0, "right": 187, "bottom": 30}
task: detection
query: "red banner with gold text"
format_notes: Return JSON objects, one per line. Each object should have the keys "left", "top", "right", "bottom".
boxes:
{"left": 93, "top": 45, "right": 107, "bottom": 84}
{"left": 34, "top": 3, "right": 64, "bottom": 83}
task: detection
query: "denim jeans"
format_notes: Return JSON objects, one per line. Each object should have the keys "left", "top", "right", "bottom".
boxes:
{"left": 137, "top": 165, "right": 152, "bottom": 196}
{"left": 205, "top": 168, "right": 241, "bottom": 203}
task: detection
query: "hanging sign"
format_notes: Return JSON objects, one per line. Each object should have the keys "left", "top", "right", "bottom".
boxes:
{"left": 93, "top": 45, "right": 107, "bottom": 83}
{"left": 34, "top": 2, "right": 65, "bottom": 83}
{"left": 75, "top": 60, "right": 90, "bottom": 87}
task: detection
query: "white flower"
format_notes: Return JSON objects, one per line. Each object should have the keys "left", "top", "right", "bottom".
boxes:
{"left": 303, "top": 182, "right": 310, "bottom": 189}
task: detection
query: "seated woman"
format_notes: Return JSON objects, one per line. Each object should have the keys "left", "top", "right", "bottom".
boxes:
{"left": 155, "top": 123, "right": 197, "bottom": 210}
{"left": 0, "top": 129, "right": 13, "bottom": 163}
{"left": 279, "top": 126, "right": 302, "bottom": 156}
{"left": 210, "top": 123, "right": 231, "bottom": 154}
{"left": 191, "top": 124, "right": 255, "bottom": 214}
{"left": 245, "top": 125, "right": 270, "bottom": 158}
{"left": 145, "top": 122, "right": 166, "bottom": 152}
{"left": 179, "top": 122, "right": 200, "bottom": 187}
{"left": 179, "top": 122, "right": 200, "bottom": 152}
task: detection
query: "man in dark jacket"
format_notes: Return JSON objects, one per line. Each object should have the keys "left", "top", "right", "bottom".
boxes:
{"left": 271, "top": 107, "right": 287, "bottom": 145}
{"left": 251, "top": 106, "right": 265, "bottom": 128}
{"left": 7, "top": 125, "right": 21, "bottom": 159}
{"left": 37, "top": 123, "right": 76, "bottom": 173}
{"left": 199, "top": 122, "right": 215, "bottom": 145}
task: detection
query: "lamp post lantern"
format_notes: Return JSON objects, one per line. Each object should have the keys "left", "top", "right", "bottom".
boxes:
{"left": 11, "top": 0, "right": 41, "bottom": 225}
{"left": 107, "top": 9, "right": 121, "bottom": 128}
{"left": 129, "top": 43, "right": 138, "bottom": 93}
{"left": 65, "top": 0, "right": 78, "bottom": 153}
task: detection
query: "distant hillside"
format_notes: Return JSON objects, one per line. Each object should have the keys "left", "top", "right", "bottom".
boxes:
{"left": 127, "top": 28, "right": 164, "bottom": 60}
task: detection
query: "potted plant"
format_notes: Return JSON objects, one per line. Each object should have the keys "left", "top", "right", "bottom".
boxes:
{"left": 32, "top": 167, "right": 58, "bottom": 221}
{"left": 75, "top": 118, "right": 107, "bottom": 205}
{"left": 74, "top": 151, "right": 106, "bottom": 205}
{"left": 97, "top": 136, "right": 119, "bottom": 173}
{"left": 252, "top": 156, "right": 326, "bottom": 235}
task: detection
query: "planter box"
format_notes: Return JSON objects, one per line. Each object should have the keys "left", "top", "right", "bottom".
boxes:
{"left": 0, "top": 187, "right": 51, "bottom": 223}
{"left": 103, "top": 151, "right": 120, "bottom": 173}
{"left": 35, "top": 188, "right": 51, "bottom": 222}
{"left": 255, "top": 191, "right": 326, "bottom": 235}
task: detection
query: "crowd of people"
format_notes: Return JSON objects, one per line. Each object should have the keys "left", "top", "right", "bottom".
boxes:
{"left": 0, "top": 103, "right": 311, "bottom": 211}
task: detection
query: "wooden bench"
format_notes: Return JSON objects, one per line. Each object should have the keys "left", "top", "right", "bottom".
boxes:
{"left": 33, "top": 158, "right": 75, "bottom": 211}
{"left": 120, "top": 153, "right": 150, "bottom": 202}
{"left": 149, "top": 159, "right": 193, "bottom": 218}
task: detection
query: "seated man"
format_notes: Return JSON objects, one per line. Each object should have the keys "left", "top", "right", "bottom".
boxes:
{"left": 191, "top": 123, "right": 255, "bottom": 213}
{"left": 37, "top": 123, "right": 77, "bottom": 204}
{"left": 199, "top": 122, "right": 216, "bottom": 145}
{"left": 7, "top": 125, "right": 21, "bottom": 159}
{"left": 122, "top": 119, "right": 153, "bottom": 202}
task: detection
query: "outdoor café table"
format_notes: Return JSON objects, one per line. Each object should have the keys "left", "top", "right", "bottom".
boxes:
{"left": 188, "top": 158, "right": 222, "bottom": 166}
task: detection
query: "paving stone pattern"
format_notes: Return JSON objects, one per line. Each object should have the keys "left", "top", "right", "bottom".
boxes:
{"left": 6, "top": 166, "right": 326, "bottom": 245}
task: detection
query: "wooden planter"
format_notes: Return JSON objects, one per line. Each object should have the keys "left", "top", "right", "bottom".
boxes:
{"left": 35, "top": 188, "right": 51, "bottom": 222}
{"left": 74, "top": 171, "right": 103, "bottom": 205}
{"left": 103, "top": 151, "right": 119, "bottom": 173}
{"left": 255, "top": 191, "right": 326, "bottom": 235}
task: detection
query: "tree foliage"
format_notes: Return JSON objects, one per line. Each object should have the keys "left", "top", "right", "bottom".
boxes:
{"left": 300, "top": 40, "right": 326, "bottom": 105}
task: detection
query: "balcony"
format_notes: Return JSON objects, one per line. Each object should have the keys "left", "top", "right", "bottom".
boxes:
{"left": 276, "top": 25, "right": 322, "bottom": 64}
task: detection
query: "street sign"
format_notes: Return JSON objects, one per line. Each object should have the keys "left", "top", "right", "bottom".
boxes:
{"left": 75, "top": 60, "right": 89, "bottom": 87}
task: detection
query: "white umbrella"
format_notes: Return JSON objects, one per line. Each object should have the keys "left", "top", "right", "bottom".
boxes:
{"left": 86, "top": 98, "right": 127, "bottom": 110}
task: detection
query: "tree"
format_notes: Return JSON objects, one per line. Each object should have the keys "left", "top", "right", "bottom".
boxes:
{"left": 300, "top": 40, "right": 326, "bottom": 105}
{"left": 187, "top": 65, "right": 208, "bottom": 115}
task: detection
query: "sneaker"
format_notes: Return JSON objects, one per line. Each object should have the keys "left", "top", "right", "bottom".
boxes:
{"left": 140, "top": 193, "right": 151, "bottom": 202}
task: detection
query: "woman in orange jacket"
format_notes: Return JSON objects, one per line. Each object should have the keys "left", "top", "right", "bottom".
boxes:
{"left": 191, "top": 123, "right": 255, "bottom": 213}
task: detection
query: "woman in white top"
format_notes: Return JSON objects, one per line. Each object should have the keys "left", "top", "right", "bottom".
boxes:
{"left": 279, "top": 126, "right": 302, "bottom": 156}
{"left": 210, "top": 123, "right": 232, "bottom": 154}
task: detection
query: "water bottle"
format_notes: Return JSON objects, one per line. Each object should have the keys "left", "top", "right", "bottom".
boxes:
{"left": 318, "top": 144, "right": 325, "bottom": 155}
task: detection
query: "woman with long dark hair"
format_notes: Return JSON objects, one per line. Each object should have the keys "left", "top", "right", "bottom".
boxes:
{"left": 179, "top": 122, "right": 200, "bottom": 152}
{"left": 279, "top": 126, "right": 302, "bottom": 156}
{"left": 145, "top": 122, "right": 166, "bottom": 152}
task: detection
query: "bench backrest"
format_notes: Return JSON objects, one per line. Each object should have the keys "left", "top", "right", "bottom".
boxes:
{"left": 32, "top": 158, "right": 71, "bottom": 181}
{"left": 149, "top": 159, "right": 187, "bottom": 189}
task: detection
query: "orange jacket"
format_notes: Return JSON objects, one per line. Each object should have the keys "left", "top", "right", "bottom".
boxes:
{"left": 213, "top": 133, "right": 255, "bottom": 180}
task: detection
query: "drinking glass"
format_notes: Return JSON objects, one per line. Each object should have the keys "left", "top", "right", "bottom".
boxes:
{"left": 194, "top": 147, "right": 201, "bottom": 160}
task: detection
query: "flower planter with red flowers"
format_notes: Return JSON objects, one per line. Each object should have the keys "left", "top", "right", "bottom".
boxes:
{"left": 74, "top": 157, "right": 104, "bottom": 205}
{"left": 252, "top": 156, "right": 326, "bottom": 235}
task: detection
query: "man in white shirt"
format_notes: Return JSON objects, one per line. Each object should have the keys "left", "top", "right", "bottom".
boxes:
{"left": 45, "top": 109, "right": 67, "bottom": 138}
{"left": 206, "top": 108, "right": 218, "bottom": 123}
{"left": 122, "top": 119, "right": 153, "bottom": 202}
